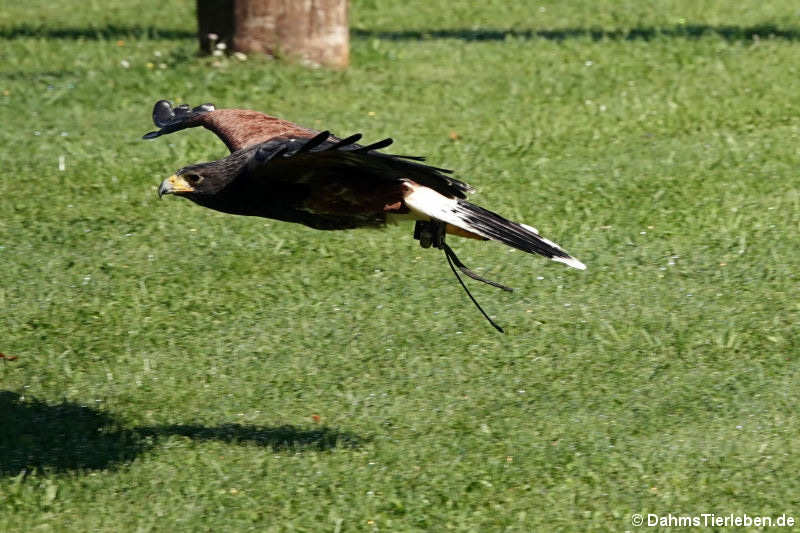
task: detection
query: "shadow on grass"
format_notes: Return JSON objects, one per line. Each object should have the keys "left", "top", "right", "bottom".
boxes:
{"left": 353, "top": 24, "right": 800, "bottom": 43}
{"left": 2, "top": 23, "right": 798, "bottom": 44}
{"left": 136, "top": 423, "right": 363, "bottom": 451}
{"left": 0, "top": 391, "right": 364, "bottom": 477}
{"left": 0, "top": 24, "right": 195, "bottom": 41}
{"left": 0, "top": 391, "right": 144, "bottom": 475}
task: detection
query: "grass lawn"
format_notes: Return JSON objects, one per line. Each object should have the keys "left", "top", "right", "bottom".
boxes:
{"left": 1, "top": 1, "right": 799, "bottom": 531}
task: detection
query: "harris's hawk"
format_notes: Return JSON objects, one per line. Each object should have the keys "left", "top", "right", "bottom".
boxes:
{"left": 144, "top": 100, "right": 585, "bottom": 331}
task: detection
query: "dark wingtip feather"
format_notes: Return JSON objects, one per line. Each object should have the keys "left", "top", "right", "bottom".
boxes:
{"left": 249, "top": 130, "right": 472, "bottom": 200}
{"left": 147, "top": 100, "right": 216, "bottom": 138}
{"left": 152, "top": 100, "right": 175, "bottom": 127}
{"left": 328, "top": 133, "right": 363, "bottom": 150}
{"left": 296, "top": 130, "right": 331, "bottom": 154}
{"left": 255, "top": 142, "right": 290, "bottom": 162}
{"left": 355, "top": 137, "right": 394, "bottom": 152}
{"left": 392, "top": 157, "right": 453, "bottom": 173}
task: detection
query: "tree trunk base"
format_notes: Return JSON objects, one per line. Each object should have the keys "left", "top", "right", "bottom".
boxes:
{"left": 197, "top": 0, "right": 349, "bottom": 69}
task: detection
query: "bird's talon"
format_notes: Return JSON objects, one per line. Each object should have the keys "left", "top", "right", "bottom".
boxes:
{"left": 414, "top": 220, "right": 445, "bottom": 249}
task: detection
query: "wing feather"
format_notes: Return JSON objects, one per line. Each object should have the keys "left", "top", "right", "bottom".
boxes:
{"left": 247, "top": 132, "right": 473, "bottom": 199}
{"left": 143, "top": 100, "right": 316, "bottom": 152}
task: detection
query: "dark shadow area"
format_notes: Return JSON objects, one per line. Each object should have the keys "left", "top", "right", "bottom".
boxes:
{"left": 0, "top": 24, "right": 195, "bottom": 41}
{"left": 352, "top": 24, "right": 800, "bottom": 43}
{"left": 0, "top": 391, "right": 365, "bottom": 477}
{"left": 0, "top": 391, "right": 146, "bottom": 475}
{"left": 136, "top": 423, "right": 362, "bottom": 451}
{"left": 2, "top": 23, "right": 797, "bottom": 44}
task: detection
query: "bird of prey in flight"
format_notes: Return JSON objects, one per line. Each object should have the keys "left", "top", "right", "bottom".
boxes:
{"left": 144, "top": 100, "right": 585, "bottom": 332}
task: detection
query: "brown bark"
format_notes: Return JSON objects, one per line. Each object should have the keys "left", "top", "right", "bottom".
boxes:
{"left": 196, "top": 0, "right": 349, "bottom": 69}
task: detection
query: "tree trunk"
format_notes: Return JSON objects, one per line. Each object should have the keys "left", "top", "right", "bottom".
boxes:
{"left": 196, "top": 0, "right": 349, "bottom": 69}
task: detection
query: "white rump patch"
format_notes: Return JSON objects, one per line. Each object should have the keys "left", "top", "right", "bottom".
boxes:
{"left": 403, "top": 182, "right": 587, "bottom": 271}
{"left": 403, "top": 184, "right": 464, "bottom": 227}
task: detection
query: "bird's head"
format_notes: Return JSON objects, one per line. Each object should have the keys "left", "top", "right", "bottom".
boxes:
{"left": 158, "top": 155, "right": 248, "bottom": 198}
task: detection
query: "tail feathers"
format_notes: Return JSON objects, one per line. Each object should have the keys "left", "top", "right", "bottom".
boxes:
{"left": 403, "top": 184, "right": 586, "bottom": 270}
{"left": 455, "top": 201, "right": 587, "bottom": 270}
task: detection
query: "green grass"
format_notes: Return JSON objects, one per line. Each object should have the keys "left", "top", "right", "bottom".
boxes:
{"left": 1, "top": 1, "right": 799, "bottom": 531}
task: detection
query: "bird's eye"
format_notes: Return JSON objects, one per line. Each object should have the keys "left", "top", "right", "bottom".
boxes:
{"left": 185, "top": 174, "right": 203, "bottom": 185}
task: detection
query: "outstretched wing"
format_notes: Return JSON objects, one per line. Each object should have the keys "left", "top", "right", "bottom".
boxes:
{"left": 143, "top": 100, "right": 316, "bottom": 152}
{"left": 142, "top": 100, "right": 216, "bottom": 139}
{"left": 247, "top": 130, "right": 474, "bottom": 200}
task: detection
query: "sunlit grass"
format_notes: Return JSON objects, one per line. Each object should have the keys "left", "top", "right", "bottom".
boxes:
{"left": 1, "top": 1, "right": 799, "bottom": 531}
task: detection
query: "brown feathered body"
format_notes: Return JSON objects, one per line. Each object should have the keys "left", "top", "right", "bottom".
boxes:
{"left": 145, "top": 100, "right": 585, "bottom": 268}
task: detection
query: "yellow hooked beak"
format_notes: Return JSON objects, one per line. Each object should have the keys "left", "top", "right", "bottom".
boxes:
{"left": 158, "top": 174, "right": 195, "bottom": 197}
